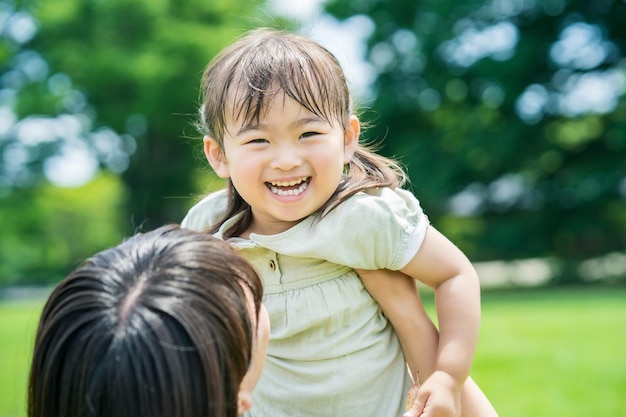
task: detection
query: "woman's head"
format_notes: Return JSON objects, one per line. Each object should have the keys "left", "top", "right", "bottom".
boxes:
{"left": 29, "top": 224, "right": 268, "bottom": 417}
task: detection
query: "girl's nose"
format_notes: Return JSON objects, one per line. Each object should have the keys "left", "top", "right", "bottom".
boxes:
{"left": 270, "top": 144, "right": 303, "bottom": 171}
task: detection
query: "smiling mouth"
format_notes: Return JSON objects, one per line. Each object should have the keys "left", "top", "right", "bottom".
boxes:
{"left": 266, "top": 177, "right": 310, "bottom": 196}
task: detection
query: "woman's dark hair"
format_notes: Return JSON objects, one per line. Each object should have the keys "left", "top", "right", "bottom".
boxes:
{"left": 28, "top": 224, "right": 262, "bottom": 417}
{"left": 198, "top": 28, "right": 407, "bottom": 238}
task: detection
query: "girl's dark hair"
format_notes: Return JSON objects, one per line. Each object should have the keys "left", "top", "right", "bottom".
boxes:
{"left": 198, "top": 28, "right": 407, "bottom": 238}
{"left": 28, "top": 224, "right": 263, "bottom": 417}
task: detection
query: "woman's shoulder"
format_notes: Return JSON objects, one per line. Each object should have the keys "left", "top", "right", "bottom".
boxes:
{"left": 181, "top": 189, "right": 229, "bottom": 231}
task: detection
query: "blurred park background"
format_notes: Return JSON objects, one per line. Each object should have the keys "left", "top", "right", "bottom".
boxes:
{"left": 0, "top": 0, "right": 625, "bottom": 416}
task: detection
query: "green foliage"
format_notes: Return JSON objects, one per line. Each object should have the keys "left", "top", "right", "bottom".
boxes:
{"left": 325, "top": 0, "right": 626, "bottom": 274}
{"left": 0, "top": 173, "right": 127, "bottom": 286}
{"left": 3, "top": 286, "right": 626, "bottom": 417}
{"left": 2, "top": 0, "right": 624, "bottom": 285}
{"left": 26, "top": 0, "right": 272, "bottom": 230}
{"left": 0, "top": 0, "right": 279, "bottom": 285}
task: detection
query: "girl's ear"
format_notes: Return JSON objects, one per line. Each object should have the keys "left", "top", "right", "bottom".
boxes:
{"left": 343, "top": 115, "right": 360, "bottom": 163}
{"left": 203, "top": 135, "right": 230, "bottom": 178}
{"left": 237, "top": 389, "right": 253, "bottom": 414}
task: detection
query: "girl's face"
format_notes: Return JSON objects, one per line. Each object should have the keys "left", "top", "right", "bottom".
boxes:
{"left": 205, "top": 93, "right": 359, "bottom": 236}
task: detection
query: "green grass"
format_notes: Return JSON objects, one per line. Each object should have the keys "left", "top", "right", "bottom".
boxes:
{"left": 469, "top": 286, "right": 626, "bottom": 417}
{"left": 1, "top": 286, "right": 625, "bottom": 417}
{"left": 0, "top": 300, "right": 45, "bottom": 417}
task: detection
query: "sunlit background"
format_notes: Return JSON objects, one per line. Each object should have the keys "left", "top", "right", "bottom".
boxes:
{"left": 0, "top": 0, "right": 625, "bottom": 415}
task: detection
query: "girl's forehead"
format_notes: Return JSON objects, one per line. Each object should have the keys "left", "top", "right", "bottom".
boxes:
{"left": 225, "top": 87, "right": 338, "bottom": 128}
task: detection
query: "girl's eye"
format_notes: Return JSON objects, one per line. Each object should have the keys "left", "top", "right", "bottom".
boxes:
{"left": 245, "top": 138, "right": 268, "bottom": 144}
{"left": 300, "top": 131, "right": 320, "bottom": 138}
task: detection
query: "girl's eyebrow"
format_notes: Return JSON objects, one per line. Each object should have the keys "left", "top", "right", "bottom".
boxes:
{"left": 293, "top": 116, "right": 327, "bottom": 127}
{"left": 235, "top": 123, "right": 263, "bottom": 136}
{"left": 235, "top": 116, "right": 327, "bottom": 136}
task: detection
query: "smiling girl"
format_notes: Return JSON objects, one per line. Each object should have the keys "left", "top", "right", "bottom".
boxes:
{"left": 183, "top": 28, "right": 497, "bottom": 417}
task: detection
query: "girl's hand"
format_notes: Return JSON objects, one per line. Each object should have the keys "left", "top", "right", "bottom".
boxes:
{"left": 404, "top": 371, "right": 462, "bottom": 417}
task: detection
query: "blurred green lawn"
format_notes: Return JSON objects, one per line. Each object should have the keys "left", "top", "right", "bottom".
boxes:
{"left": 0, "top": 300, "right": 44, "bottom": 417}
{"left": 1, "top": 286, "right": 625, "bottom": 417}
{"left": 474, "top": 286, "right": 626, "bottom": 416}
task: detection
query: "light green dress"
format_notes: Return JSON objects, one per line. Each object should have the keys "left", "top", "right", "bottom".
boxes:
{"left": 182, "top": 187, "right": 429, "bottom": 417}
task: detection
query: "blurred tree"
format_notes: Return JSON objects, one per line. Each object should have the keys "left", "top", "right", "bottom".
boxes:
{"left": 24, "top": 0, "right": 273, "bottom": 229}
{"left": 0, "top": 0, "right": 283, "bottom": 285}
{"left": 2, "top": 0, "right": 624, "bottom": 285}
{"left": 0, "top": 173, "right": 126, "bottom": 286}
{"left": 325, "top": 0, "right": 626, "bottom": 282}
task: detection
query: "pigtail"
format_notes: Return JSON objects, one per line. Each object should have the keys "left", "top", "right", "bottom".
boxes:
{"left": 321, "top": 145, "right": 408, "bottom": 215}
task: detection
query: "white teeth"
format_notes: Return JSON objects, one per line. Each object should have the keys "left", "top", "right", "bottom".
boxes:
{"left": 269, "top": 177, "right": 308, "bottom": 187}
{"left": 269, "top": 181, "right": 309, "bottom": 196}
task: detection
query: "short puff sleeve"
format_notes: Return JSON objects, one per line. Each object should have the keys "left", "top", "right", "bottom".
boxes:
{"left": 180, "top": 189, "right": 229, "bottom": 232}
{"left": 250, "top": 187, "right": 429, "bottom": 270}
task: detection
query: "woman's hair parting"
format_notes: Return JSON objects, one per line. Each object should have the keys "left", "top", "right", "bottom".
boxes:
{"left": 198, "top": 28, "right": 407, "bottom": 238}
{"left": 28, "top": 224, "right": 263, "bottom": 417}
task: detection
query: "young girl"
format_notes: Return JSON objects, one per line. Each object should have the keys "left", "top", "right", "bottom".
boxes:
{"left": 182, "top": 28, "right": 498, "bottom": 417}
{"left": 29, "top": 225, "right": 270, "bottom": 417}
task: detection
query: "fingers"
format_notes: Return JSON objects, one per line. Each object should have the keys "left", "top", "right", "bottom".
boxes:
{"left": 404, "top": 379, "right": 425, "bottom": 417}
{"left": 404, "top": 400, "right": 423, "bottom": 417}
{"left": 404, "top": 384, "right": 457, "bottom": 417}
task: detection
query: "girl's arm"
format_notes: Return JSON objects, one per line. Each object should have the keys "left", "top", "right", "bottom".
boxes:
{"left": 400, "top": 225, "right": 481, "bottom": 417}
{"left": 400, "top": 225, "right": 481, "bottom": 390}
{"left": 358, "top": 268, "right": 498, "bottom": 417}
{"left": 357, "top": 269, "right": 439, "bottom": 378}
{"left": 358, "top": 224, "right": 498, "bottom": 417}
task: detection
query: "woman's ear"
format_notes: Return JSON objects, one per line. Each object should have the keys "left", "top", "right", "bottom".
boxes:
{"left": 343, "top": 115, "right": 360, "bottom": 163}
{"left": 203, "top": 135, "right": 230, "bottom": 178}
{"left": 237, "top": 389, "right": 253, "bottom": 414}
